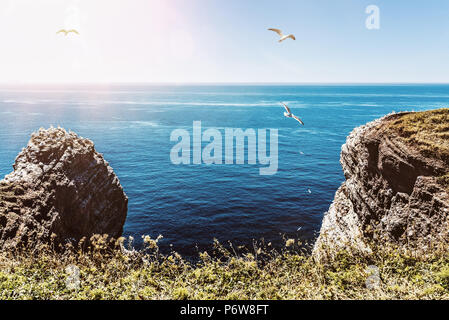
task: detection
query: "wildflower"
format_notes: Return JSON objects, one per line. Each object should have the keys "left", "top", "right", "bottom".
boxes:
{"left": 286, "top": 239, "right": 295, "bottom": 247}
{"left": 143, "top": 235, "right": 159, "bottom": 250}
{"left": 116, "top": 237, "right": 125, "bottom": 246}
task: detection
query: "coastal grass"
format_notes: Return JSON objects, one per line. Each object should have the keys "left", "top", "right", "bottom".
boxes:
{"left": 0, "top": 235, "right": 449, "bottom": 300}
{"left": 388, "top": 108, "right": 449, "bottom": 163}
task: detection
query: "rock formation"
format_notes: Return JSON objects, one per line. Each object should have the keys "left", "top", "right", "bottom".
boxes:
{"left": 315, "top": 109, "right": 449, "bottom": 257}
{"left": 0, "top": 127, "right": 128, "bottom": 249}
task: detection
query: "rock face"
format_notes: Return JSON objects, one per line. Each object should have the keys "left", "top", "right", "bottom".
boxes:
{"left": 315, "top": 111, "right": 449, "bottom": 256}
{"left": 0, "top": 128, "right": 128, "bottom": 249}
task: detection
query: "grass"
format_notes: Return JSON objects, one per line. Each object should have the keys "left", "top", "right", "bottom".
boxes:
{"left": 387, "top": 108, "right": 449, "bottom": 164}
{"left": 0, "top": 235, "right": 448, "bottom": 300}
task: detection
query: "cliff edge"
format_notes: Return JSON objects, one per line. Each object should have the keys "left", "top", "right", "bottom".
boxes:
{"left": 0, "top": 127, "right": 128, "bottom": 249}
{"left": 315, "top": 108, "right": 449, "bottom": 257}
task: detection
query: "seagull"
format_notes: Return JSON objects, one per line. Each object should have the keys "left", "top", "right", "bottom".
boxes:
{"left": 282, "top": 103, "right": 304, "bottom": 125}
{"left": 268, "top": 28, "right": 296, "bottom": 42}
{"left": 56, "top": 29, "right": 79, "bottom": 36}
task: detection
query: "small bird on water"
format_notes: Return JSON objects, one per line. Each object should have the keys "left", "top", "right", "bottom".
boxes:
{"left": 56, "top": 29, "right": 79, "bottom": 36}
{"left": 268, "top": 28, "right": 296, "bottom": 42}
{"left": 281, "top": 103, "right": 304, "bottom": 125}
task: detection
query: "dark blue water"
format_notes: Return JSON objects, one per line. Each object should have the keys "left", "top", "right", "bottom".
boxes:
{"left": 0, "top": 84, "right": 448, "bottom": 256}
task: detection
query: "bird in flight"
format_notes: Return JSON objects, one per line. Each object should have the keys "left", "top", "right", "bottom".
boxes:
{"left": 268, "top": 28, "right": 296, "bottom": 42}
{"left": 281, "top": 103, "right": 304, "bottom": 125}
{"left": 56, "top": 29, "right": 79, "bottom": 36}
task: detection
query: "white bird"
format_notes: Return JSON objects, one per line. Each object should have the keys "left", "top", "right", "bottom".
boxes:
{"left": 268, "top": 28, "right": 296, "bottom": 42}
{"left": 281, "top": 103, "right": 304, "bottom": 125}
{"left": 297, "top": 226, "right": 302, "bottom": 232}
{"left": 56, "top": 29, "right": 79, "bottom": 36}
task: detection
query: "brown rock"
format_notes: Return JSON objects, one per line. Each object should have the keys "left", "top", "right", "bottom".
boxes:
{"left": 0, "top": 127, "right": 128, "bottom": 249}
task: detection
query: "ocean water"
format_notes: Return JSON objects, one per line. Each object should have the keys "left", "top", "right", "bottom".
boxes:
{"left": 0, "top": 84, "right": 448, "bottom": 256}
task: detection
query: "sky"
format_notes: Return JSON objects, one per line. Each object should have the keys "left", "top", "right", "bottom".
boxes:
{"left": 0, "top": 0, "right": 449, "bottom": 84}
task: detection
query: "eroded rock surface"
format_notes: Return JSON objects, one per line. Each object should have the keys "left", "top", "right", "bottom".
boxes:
{"left": 0, "top": 127, "right": 128, "bottom": 249}
{"left": 315, "top": 110, "right": 449, "bottom": 257}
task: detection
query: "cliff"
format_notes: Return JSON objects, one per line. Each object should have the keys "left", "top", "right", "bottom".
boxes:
{"left": 315, "top": 108, "right": 449, "bottom": 257}
{"left": 0, "top": 127, "right": 128, "bottom": 249}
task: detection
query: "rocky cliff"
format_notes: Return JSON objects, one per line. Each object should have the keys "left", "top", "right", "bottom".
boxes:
{"left": 315, "top": 109, "right": 449, "bottom": 257}
{"left": 0, "top": 127, "right": 128, "bottom": 249}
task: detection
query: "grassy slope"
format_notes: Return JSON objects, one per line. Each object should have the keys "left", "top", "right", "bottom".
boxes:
{"left": 0, "top": 237, "right": 449, "bottom": 300}
{"left": 387, "top": 108, "right": 449, "bottom": 163}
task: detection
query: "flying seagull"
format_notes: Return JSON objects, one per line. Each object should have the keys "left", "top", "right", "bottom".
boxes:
{"left": 268, "top": 28, "right": 296, "bottom": 42}
{"left": 57, "top": 29, "right": 79, "bottom": 36}
{"left": 282, "top": 103, "right": 304, "bottom": 125}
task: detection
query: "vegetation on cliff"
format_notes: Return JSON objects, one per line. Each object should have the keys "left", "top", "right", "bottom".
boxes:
{"left": 0, "top": 236, "right": 449, "bottom": 300}
{"left": 388, "top": 108, "right": 449, "bottom": 162}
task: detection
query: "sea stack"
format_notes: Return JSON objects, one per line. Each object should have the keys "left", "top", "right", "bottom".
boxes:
{"left": 315, "top": 109, "right": 449, "bottom": 258}
{"left": 0, "top": 127, "right": 128, "bottom": 249}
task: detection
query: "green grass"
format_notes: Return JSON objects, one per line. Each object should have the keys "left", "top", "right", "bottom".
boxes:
{"left": 0, "top": 235, "right": 448, "bottom": 300}
{"left": 387, "top": 108, "right": 449, "bottom": 163}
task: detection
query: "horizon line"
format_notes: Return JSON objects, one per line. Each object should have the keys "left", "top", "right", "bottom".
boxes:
{"left": 1, "top": 81, "right": 449, "bottom": 86}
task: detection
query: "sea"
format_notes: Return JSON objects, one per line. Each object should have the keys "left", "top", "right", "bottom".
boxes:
{"left": 0, "top": 84, "right": 448, "bottom": 257}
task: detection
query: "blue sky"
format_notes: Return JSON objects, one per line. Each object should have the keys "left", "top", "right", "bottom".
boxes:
{"left": 1, "top": 0, "right": 448, "bottom": 83}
